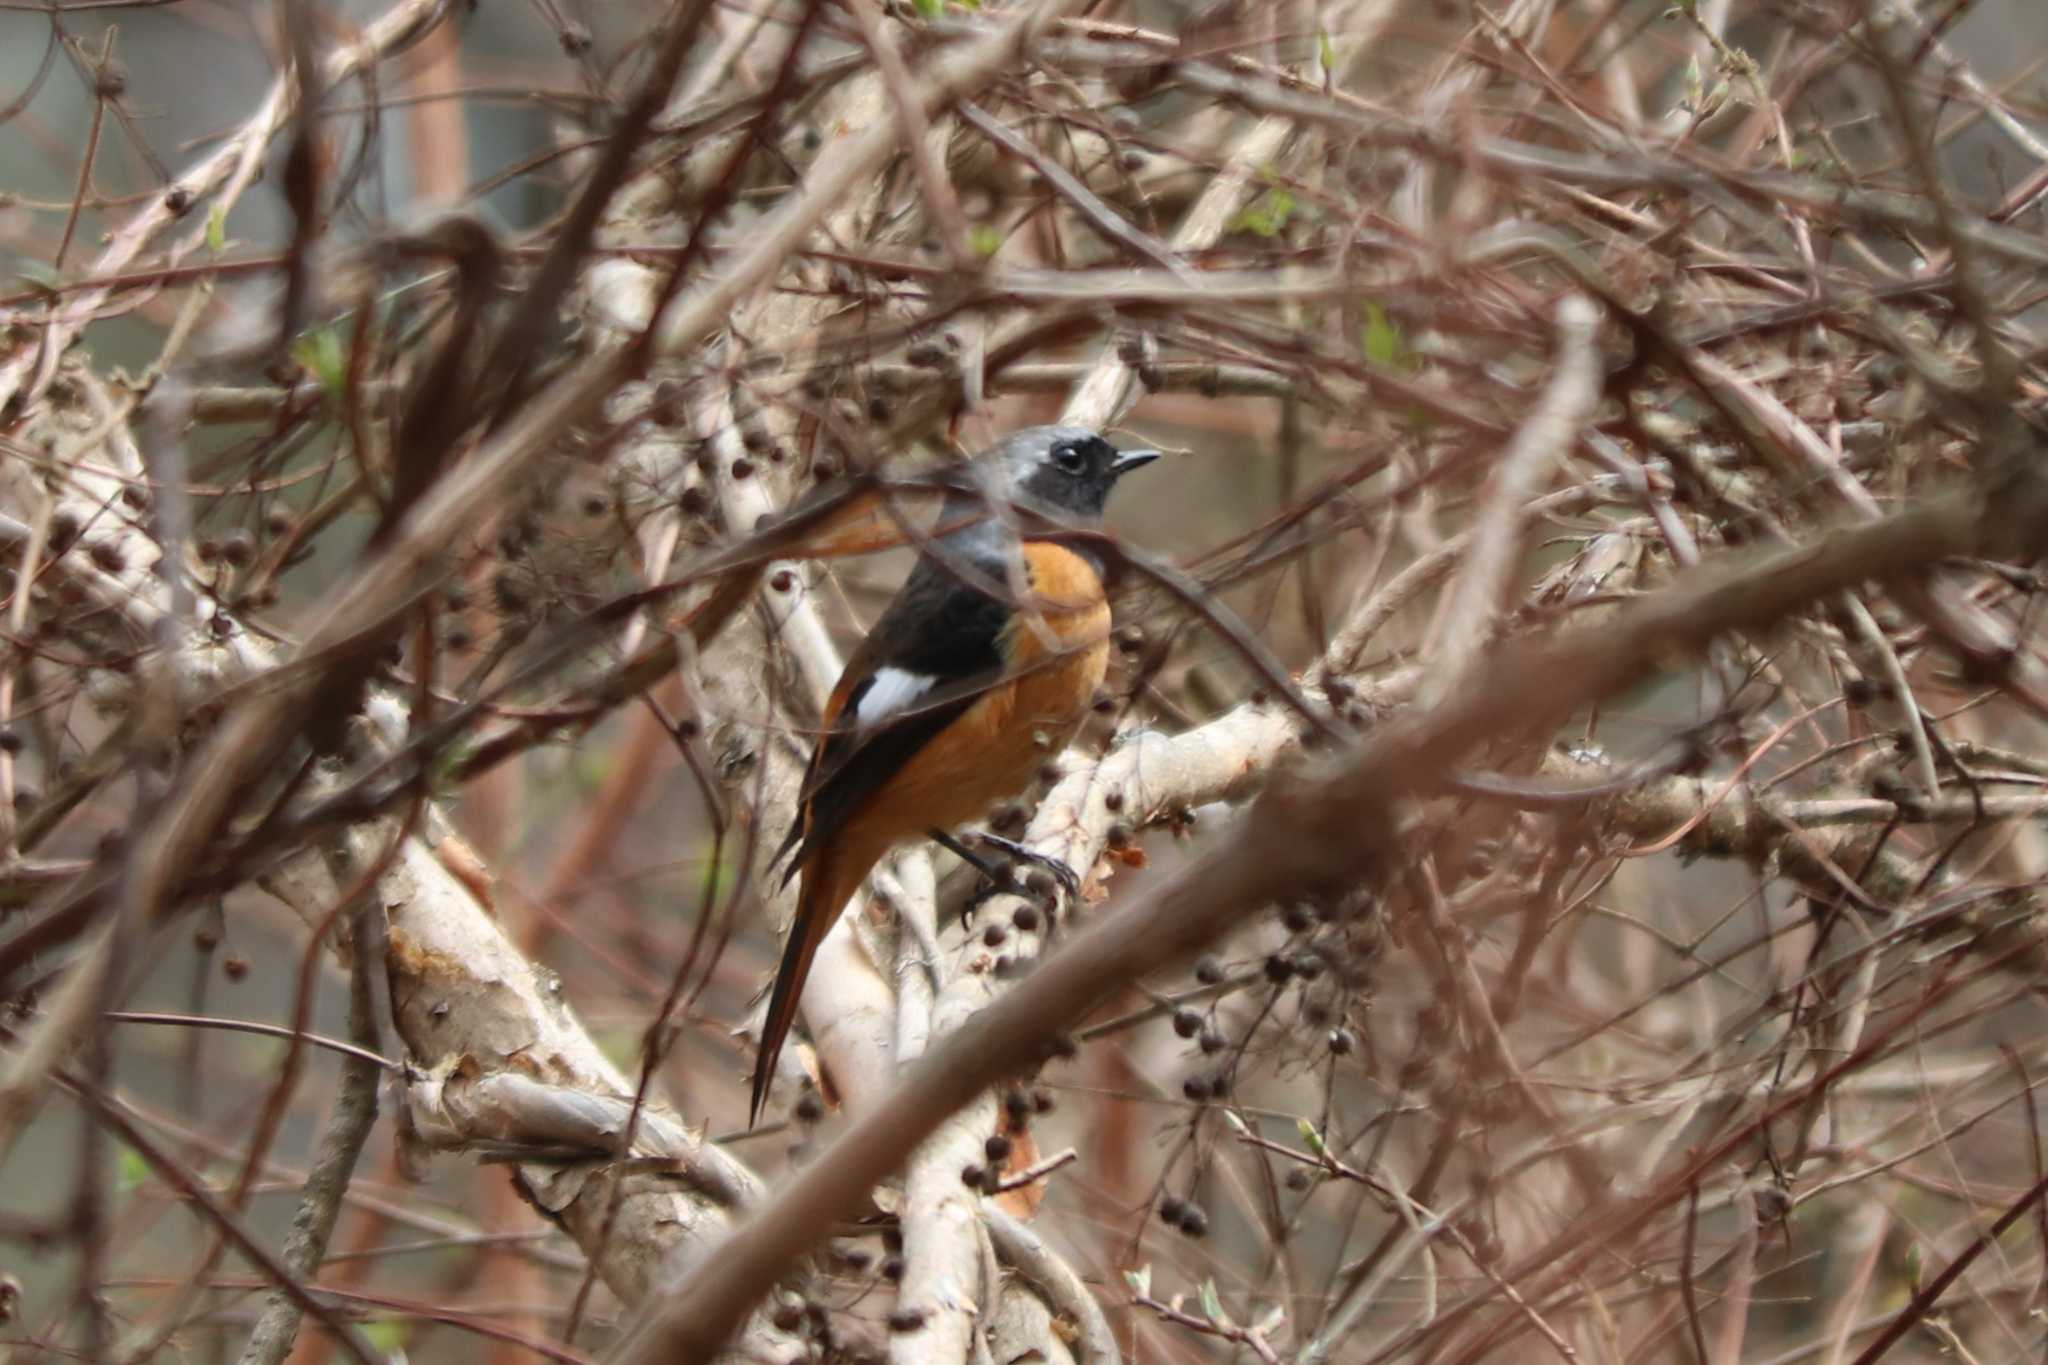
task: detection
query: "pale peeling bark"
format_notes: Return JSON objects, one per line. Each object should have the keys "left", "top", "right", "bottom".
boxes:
{"left": 892, "top": 87, "right": 1316, "bottom": 1365}
{"left": 0, "top": 360, "right": 803, "bottom": 1359}
{"left": 372, "top": 829, "right": 772, "bottom": 1307}
{"left": 584, "top": 7, "right": 1123, "bottom": 1360}
{"left": 10, "top": 0, "right": 2048, "bottom": 1358}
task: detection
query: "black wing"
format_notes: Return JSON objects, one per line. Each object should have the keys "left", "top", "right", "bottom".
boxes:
{"left": 777, "top": 548, "right": 1010, "bottom": 878}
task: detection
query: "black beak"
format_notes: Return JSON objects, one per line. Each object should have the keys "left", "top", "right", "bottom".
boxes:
{"left": 1110, "top": 449, "right": 1160, "bottom": 479}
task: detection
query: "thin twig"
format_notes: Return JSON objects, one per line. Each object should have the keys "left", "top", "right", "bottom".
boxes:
{"left": 234, "top": 899, "right": 387, "bottom": 1365}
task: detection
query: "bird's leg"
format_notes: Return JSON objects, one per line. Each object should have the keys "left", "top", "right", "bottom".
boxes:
{"left": 927, "top": 827, "right": 1016, "bottom": 886}
{"left": 928, "top": 828, "right": 1082, "bottom": 929}
{"left": 949, "top": 829, "right": 1081, "bottom": 906}
{"left": 968, "top": 831, "right": 1081, "bottom": 901}
{"left": 928, "top": 827, "right": 1026, "bottom": 927}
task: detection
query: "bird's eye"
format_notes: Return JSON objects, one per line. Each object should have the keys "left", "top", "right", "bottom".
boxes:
{"left": 1053, "top": 442, "right": 1085, "bottom": 472}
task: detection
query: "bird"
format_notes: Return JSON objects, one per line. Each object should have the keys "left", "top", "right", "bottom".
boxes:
{"left": 752, "top": 425, "right": 1159, "bottom": 1125}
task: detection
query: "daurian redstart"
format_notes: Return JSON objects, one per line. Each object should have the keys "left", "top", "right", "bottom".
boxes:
{"left": 753, "top": 425, "right": 1158, "bottom": 1123}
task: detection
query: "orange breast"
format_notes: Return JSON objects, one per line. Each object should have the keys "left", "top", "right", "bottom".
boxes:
{"left": 865, "top": 540, "right": 1110, "bottom": 845}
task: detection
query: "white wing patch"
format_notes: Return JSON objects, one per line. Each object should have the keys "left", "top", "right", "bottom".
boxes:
{"left": 854, "top": 666, "right": 937, "bottom": 728}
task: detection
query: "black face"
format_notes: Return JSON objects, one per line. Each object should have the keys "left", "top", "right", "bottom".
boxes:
{"left": 1004, "top": 426, "right": 1157, "bottom": 521}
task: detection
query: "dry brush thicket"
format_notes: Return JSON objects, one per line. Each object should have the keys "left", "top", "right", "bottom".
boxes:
{"left": 3, "top": 0, "right": 2048, "bottom": 1361}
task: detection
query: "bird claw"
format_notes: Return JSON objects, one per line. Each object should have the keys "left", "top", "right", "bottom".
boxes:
{"left": 937, "top": 828, "right": 1080, "bottom": 928}
{"left": 966, "top": 831, "right": 1080, "bottom": 905}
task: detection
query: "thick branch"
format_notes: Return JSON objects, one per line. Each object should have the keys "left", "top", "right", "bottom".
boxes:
{"left": 624, "top": 432, "right": 2025, "bottom": 1358}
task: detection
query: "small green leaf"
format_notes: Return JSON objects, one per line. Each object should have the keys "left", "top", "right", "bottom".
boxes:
{"left": 1123, "top": 1264, "right": 1152, "bottom": 1298}
{"left": 1230, "top": 187, "right": 1294, "bottom": 239}
{"left": 431, "top": 735, "right": 477, "bottom": 794}
{"left": 1198, "top": 1278, "right": 1226, "bottom": 1324}
{"left": 291, "top": 326, "right": 347, "bottom": 400}
{"left": 1361, "top": 300, "right": 1410, "bottom": 370}
{"left": 911, "top": 0, "right": 942, "bottom": 16}
{"left": 969, "top": 224, "right": 1002, "bottom": 258}
{"left": 1297, "top": 1117, "right": 1327, "bottom": 1158}
{"left": 205, "top": 204, "right": 227, "bottom": 254}
{"left": 362, "top": 1319, "right": 409, "bottom": 1353}
{"left": 1317, "top": 30, "right": 1336, "bottom": 72}
{"left": 116, "top": 1145, "right": 149, "bottom": 1193}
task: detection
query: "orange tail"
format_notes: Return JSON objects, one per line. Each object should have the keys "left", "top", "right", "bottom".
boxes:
{"left": 750, "top": 848, "right": 871, "bottom": 1126}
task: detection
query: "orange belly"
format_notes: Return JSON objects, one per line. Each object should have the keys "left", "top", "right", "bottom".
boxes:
{"left": 863, "top": 541, "right": 1109, "bottom": 848}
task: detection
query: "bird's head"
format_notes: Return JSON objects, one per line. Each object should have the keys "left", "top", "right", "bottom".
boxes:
{"left": 980, "top": 425, "right": 1159, "bottom": 523}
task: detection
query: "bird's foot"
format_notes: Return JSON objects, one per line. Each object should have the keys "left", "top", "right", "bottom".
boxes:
{"left": 930, "top": 827, "right": 1027, "bottom": 928}
{"left": 961, "top": 831, "right": 1080, "bottom": 905}
{"left": 931, "top": 828, "right": 1080, "bottom": 928}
